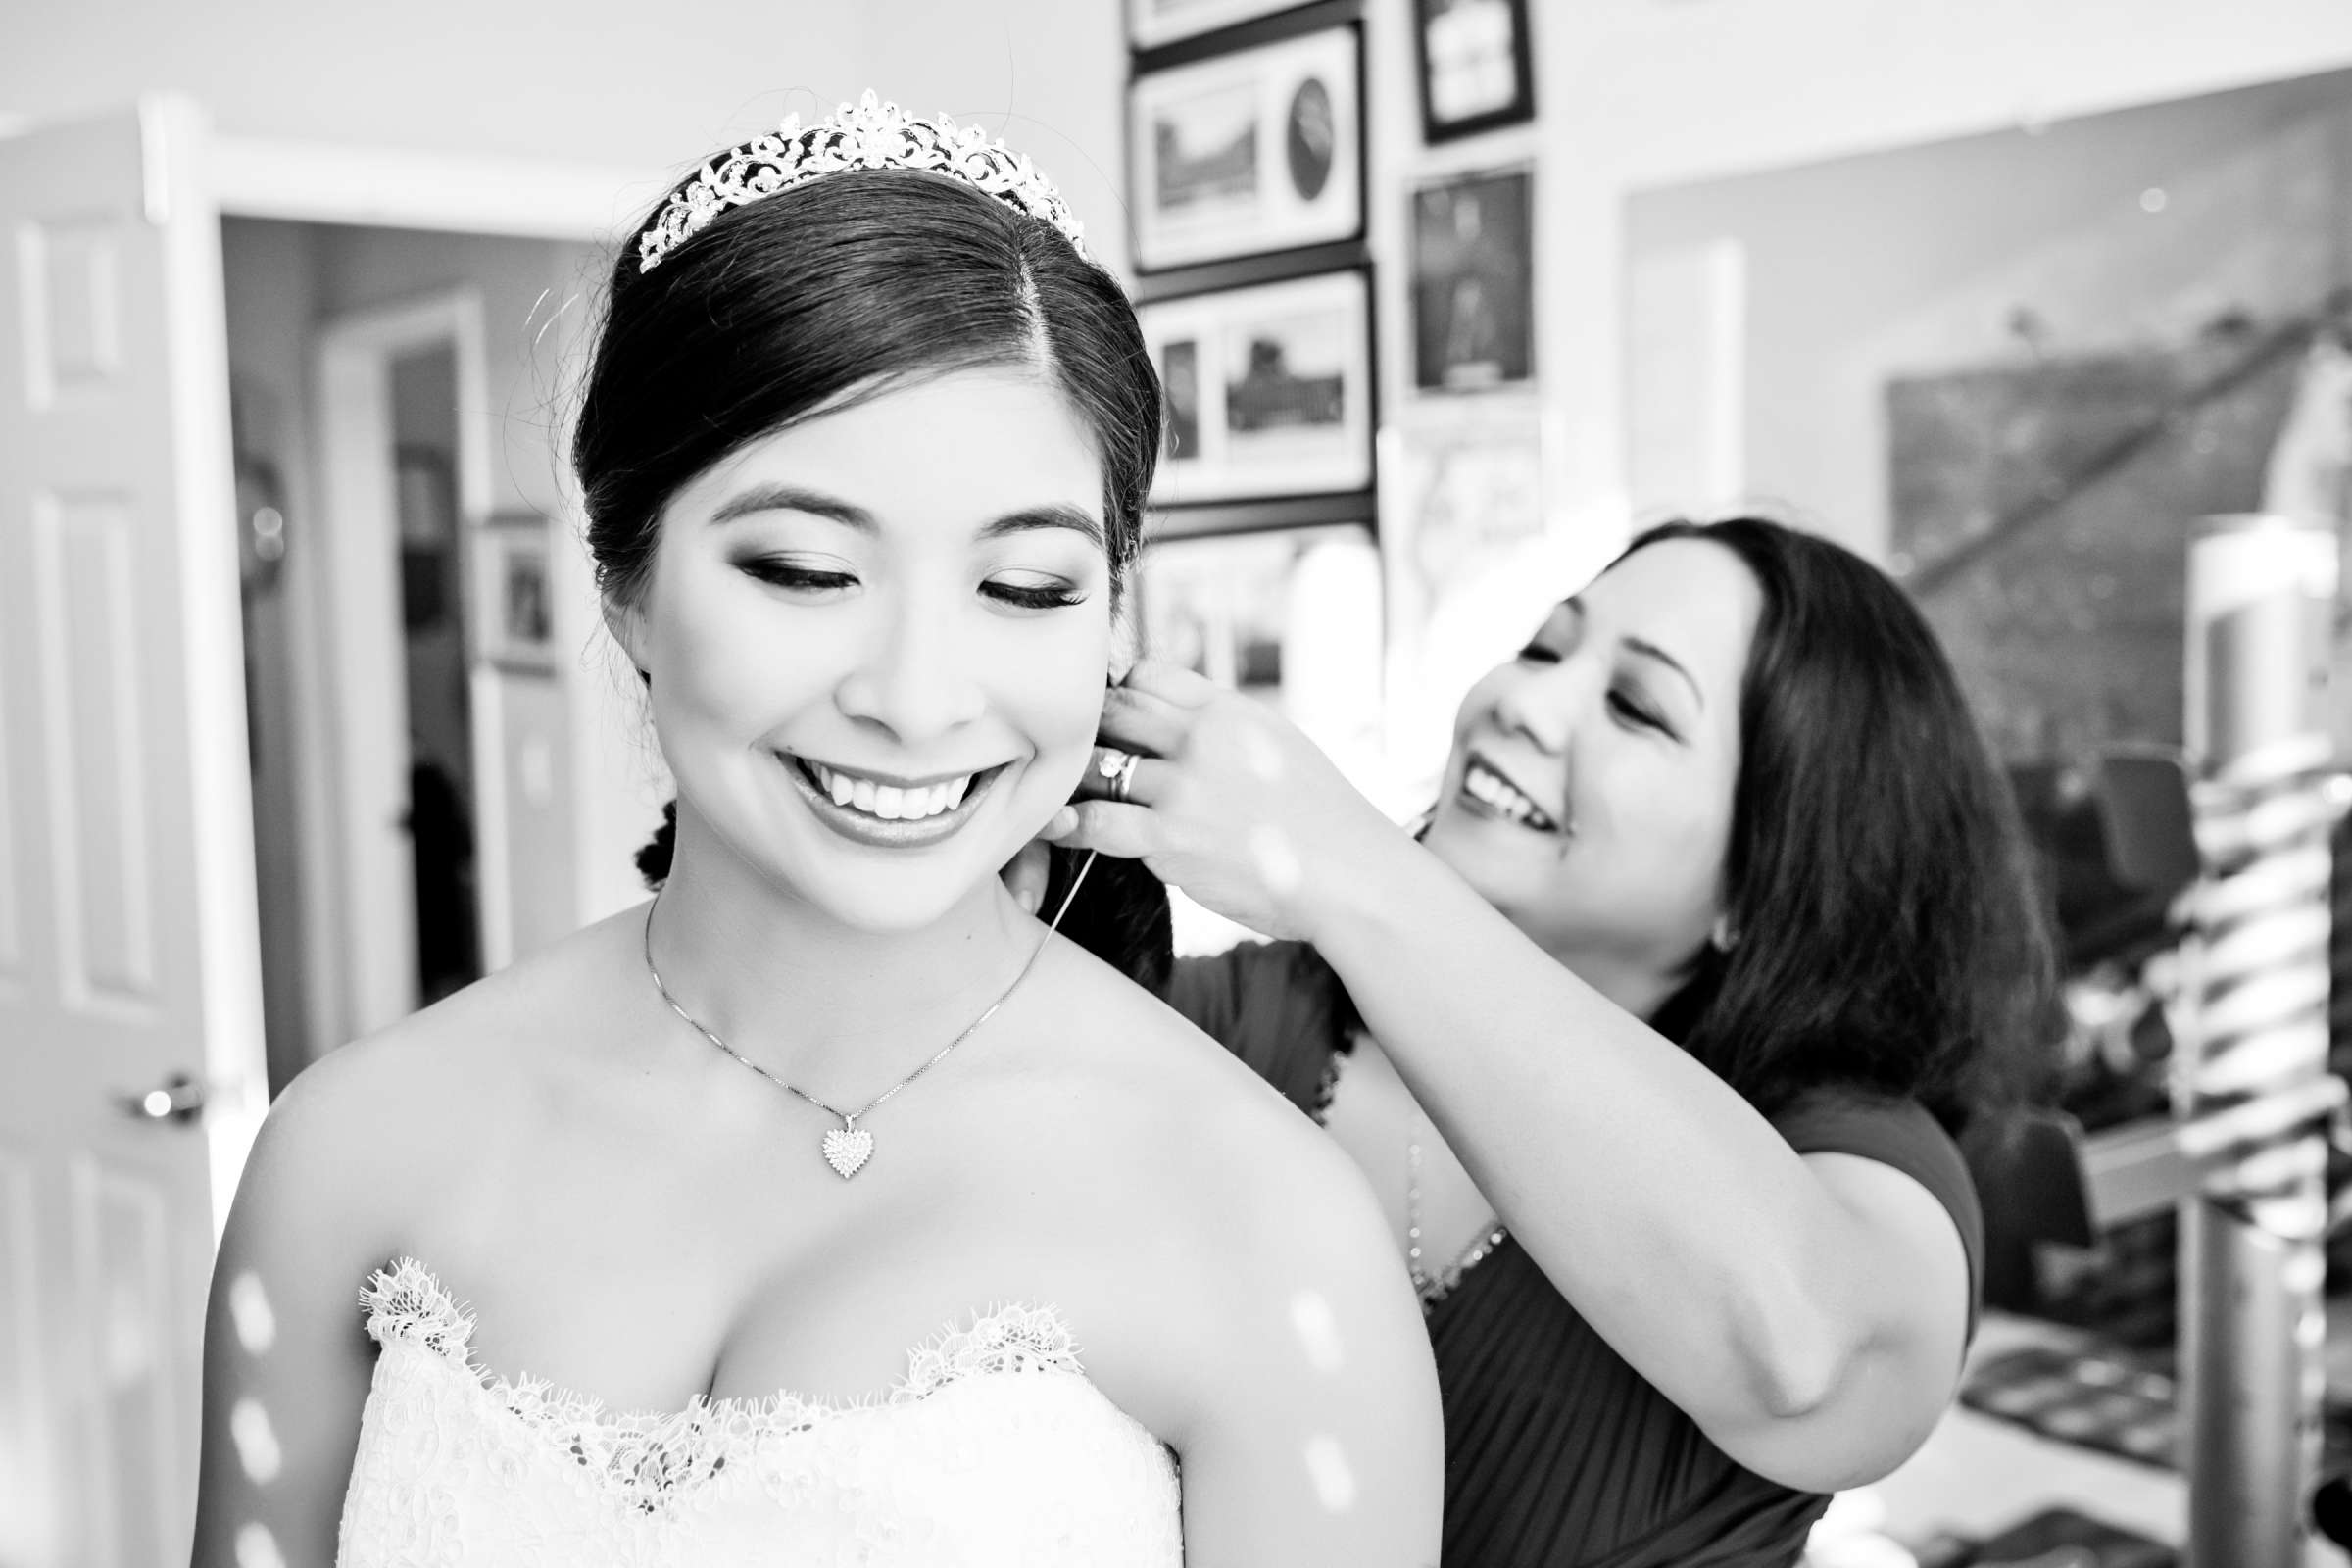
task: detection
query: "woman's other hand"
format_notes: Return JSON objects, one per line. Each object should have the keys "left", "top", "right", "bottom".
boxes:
{"left": 1043, "top": 660, "right": 1405, "bottom": 943}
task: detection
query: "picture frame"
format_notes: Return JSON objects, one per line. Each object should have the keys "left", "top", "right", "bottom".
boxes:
{"left": 1410, "top": 165, "right": 1534, "bottom": 392}
{"left": 1128, "top": 22, "right": 1363, "bottom": 274}
{"left": 470, "top": 513, "right": 559, "bottom": 675}
{"left": 1138, "top": 520, "right": 1385, "bottom": 755}
{"left": 1138, "top": 269, "right": 1376, "bottom": 507}
{"left": 1412, "top": 0, "right": 1536, "bottom": 144}
{"left": 1126, "top": 0, "right": 1320, "bottom": 54}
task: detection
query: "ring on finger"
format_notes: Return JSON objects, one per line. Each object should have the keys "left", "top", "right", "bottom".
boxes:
{"left": 1111, "top": 750, "right": 1142, "bottom": 804}
{"left": 1096, "top": 746, "right": 1134, "bottom": 791}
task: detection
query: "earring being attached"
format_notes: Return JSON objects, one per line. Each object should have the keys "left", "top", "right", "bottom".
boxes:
{"left": 1710, "top": 913, "right": 1739, "bottom": 953}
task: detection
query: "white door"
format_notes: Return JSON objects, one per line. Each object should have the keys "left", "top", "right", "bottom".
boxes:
{"left": 0, "top": 100, "right": 267, "bottom": 1566}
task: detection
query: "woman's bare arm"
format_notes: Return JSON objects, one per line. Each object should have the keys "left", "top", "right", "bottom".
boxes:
{"left": 1056, "top": 661, "right": 1970, "bottom": 1492}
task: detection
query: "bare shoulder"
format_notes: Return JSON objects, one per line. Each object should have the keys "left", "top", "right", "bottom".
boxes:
{"left": 1034, "top": 937, "right": 1381, "bottom": 1229}
{"left": 1021, "top": 947, "right": 1445, "bottom": 1560}
{"left": 238, "top": 906, "right": 651, "bottom": 1242}
{"left": 1024, "top": 940, "right": 1423, "bottom": 1416}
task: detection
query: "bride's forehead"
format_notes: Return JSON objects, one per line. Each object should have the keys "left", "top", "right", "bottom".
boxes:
{"left": 670, "top": 376, "right": 1106, "bottom": 539}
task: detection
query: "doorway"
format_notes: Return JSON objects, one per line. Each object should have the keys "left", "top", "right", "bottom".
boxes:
{"left": 309, "top": 286, "right": 492, "bottom": 1049}
{"left": 390, "top": 348, "right": 484, "bottom": 1005}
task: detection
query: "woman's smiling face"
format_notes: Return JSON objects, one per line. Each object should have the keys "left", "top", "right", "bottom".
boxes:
{"left": 1421, "top": 537, "right": 1761, "bottom": 1001}
{"left": 617, "top": 367, "right": 1113, "bottom": 931}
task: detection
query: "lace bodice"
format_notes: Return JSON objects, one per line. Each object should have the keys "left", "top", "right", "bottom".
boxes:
{"left": 336, "top": 1258, "right": 1183, "bottom": 1567}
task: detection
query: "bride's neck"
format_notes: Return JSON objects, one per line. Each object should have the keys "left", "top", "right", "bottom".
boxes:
{"left": 644, "top": 833, "right": 1041, "bottom": 1081}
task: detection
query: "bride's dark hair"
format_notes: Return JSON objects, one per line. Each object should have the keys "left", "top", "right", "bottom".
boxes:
{"left": 578, "top": 158, "right": 1171, "bottom": 992}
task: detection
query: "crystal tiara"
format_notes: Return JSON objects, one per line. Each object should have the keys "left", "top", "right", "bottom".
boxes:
{"left": 636, "top": 92, "right": 1092, "bottom": 273}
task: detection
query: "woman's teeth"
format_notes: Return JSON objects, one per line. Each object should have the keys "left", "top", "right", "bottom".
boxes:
{"left": 807, "top": 761, "right": 974, "bottom": 821}
{"left": 1466, "top": 760, "right": 1559, "bottom": 832}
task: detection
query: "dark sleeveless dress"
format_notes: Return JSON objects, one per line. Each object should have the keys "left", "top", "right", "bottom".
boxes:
{"left": 1164, "top": 941, "right": 1985, "bottom": 1568}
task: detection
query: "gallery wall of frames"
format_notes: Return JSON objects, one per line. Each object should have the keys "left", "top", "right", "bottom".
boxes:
{"left": 1123, "top": 0, "right": 1543, "bottom": 805}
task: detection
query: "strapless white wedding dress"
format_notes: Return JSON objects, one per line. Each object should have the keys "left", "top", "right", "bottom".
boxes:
{"left": 336, "top": 1258, "right": 1183, "bottom": 1566}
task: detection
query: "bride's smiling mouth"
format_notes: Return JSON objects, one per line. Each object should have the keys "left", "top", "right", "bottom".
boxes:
{"left": 781, "top": 754, "right": 1011, "bottom": 847}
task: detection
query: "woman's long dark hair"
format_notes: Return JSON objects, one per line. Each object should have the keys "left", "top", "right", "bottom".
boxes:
{"left": 581, "top": 158, "right": 1170, "bottom": 989}
{"left": 1635, "top": 517, "right": 2059, "bottom": 1131}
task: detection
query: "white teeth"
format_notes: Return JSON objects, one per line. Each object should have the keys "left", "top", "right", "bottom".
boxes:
{"left": 1468, "top": 761, "right": 1554, "bottom": 830}
{"left": 807, "top": 761, "right": 979, "bottom": 821}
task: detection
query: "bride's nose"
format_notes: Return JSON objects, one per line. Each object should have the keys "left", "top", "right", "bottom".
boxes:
{"left": 834, "top": 592, "right": 987, "bottom": 742}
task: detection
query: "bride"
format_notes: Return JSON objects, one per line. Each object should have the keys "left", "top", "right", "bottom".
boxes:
{"left": 189, "top": 95, "right": 1441, "bottom": 1567}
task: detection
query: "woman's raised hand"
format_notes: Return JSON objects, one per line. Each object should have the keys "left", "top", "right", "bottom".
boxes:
{"left": 1042, "top": 659, "right": 1405, "bottom": 942}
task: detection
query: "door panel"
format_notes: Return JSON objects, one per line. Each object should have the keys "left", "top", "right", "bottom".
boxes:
{"left": 0, "top": 99, "right": 265, "bottom": 1566}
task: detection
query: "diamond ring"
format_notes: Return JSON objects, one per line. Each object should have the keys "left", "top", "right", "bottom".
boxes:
{"left": 1097, "top": 747, "right": 1141, "bottom": 803}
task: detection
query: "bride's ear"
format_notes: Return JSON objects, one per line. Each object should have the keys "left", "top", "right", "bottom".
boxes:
{"left": 1108, "top": 601, "right": 1143, "bottom": 685}
{"left": 604, "top": 593, "right": 649, "bottom": 682}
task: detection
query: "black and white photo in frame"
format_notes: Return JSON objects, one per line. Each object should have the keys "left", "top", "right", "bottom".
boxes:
{"left": 1126, "top": 0, "right": 1319, "bottom": 53}
{"left": 471, "top": 513, "right": 560, "bottom": 675}
{"left": 1138, "top": 269, "right": 1374, "bottom": 505}
{"left": 1410, "top": 166, "right": 1534, "bottom": 392}
{"left": 1128, "top": 22, "right": 1363, "bottom": 273}
{"left": 1138, "top": 520, "right": 1385, "bottom": 774}
{"left": 1413, "top": 0, "right": 1535, "bottom": 143}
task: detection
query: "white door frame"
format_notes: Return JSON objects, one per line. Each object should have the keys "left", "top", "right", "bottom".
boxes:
{"left": 309, "top": 290, "right": 494, "bottom": 1043}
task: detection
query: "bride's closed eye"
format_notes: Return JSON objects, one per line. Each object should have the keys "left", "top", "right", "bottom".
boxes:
{"left": 738, "top": 557, "right": 857, "bottom": 595}
{"left": 985, "top": 574, "right": 1088, "bottom": 612}
{"left": 734, "top": 556, "right": 1087, "bottom": 612}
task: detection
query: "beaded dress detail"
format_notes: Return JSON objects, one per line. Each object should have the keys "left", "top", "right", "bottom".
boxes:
{"left": 336, "top": 1258, "right": 1182, "bottom": 1567}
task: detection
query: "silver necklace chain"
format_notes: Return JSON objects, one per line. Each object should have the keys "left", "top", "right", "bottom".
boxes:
{"left": 1405, "top": 1106, "right": 1509, "bottom": 1311}
{"left": 644, "top": 849, "right": 1097, "bottom": 1178}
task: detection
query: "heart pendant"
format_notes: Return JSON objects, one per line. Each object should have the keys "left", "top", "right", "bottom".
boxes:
{"left": 821, "top": 1124, "right": 874, "bottom": 1180}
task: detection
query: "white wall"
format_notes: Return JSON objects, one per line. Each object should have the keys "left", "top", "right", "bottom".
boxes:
{"left": 0, "top": 0, "right": 1129, "bottom": 274}
{"left": 1627, "top": 69, "right": 2352, "bottom": 558}
{"left": 1526, "top": 0, "right": 2352, "bottom": 529}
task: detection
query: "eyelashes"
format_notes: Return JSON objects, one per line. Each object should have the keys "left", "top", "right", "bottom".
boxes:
{"left": 735, "top": 559, "right": 1087, "bottom": 611}
{"left": 987, "top": 582, "right": 1087, "bottom": 611}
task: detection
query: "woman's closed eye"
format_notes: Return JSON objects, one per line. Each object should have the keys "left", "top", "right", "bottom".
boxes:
{"left": 984, "top": 574, "right": 1088, "bottom": 612}
{"left": 1516, "top": 639, "right": 1562, "bottom": 665}
{"left": 1608, "top": 684, "right": 1673, "bottom": 736}
{"left": 739, "top": 557, "right": 856, "bottom": 595}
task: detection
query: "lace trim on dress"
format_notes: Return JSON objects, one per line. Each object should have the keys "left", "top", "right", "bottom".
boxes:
{"left": 359, "top": 1256, "right": 1089, "bottom": 1515}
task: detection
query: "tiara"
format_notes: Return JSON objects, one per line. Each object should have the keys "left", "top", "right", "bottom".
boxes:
{"left": 636, "top": 92, "right": 1091, "bottom": 272}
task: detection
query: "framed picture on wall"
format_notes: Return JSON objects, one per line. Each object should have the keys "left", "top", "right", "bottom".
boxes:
{"left": 1128, "top": 22, "right": 1363, "bottom": 273}
{"left": 1413, "top": 0, "right": 1535, "bottom": 144}
{"left": 1410, "top": 165, "right": 1534, "bottom": 392}
{"left": 1127, "top": 0, "right": 1319, "bottom": 53}
{"left": 1138, "top": 268, "right": 1376, "bottom": 506}
{"left": 471, "top": 513, "right": 559, "bottom": 675}
{"left": 1138, "top": 520, "right": 1384, "bottom": 755}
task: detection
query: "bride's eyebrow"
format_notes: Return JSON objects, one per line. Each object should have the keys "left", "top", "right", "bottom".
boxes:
{"left": 708, "top": 483, "right": 869, "bottom": 528}
{"left": 706, "top": 485, "right": 1103, "bottom": 553}
{"left": 976, "top": 504, "right": 1104, "bottom": 552}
